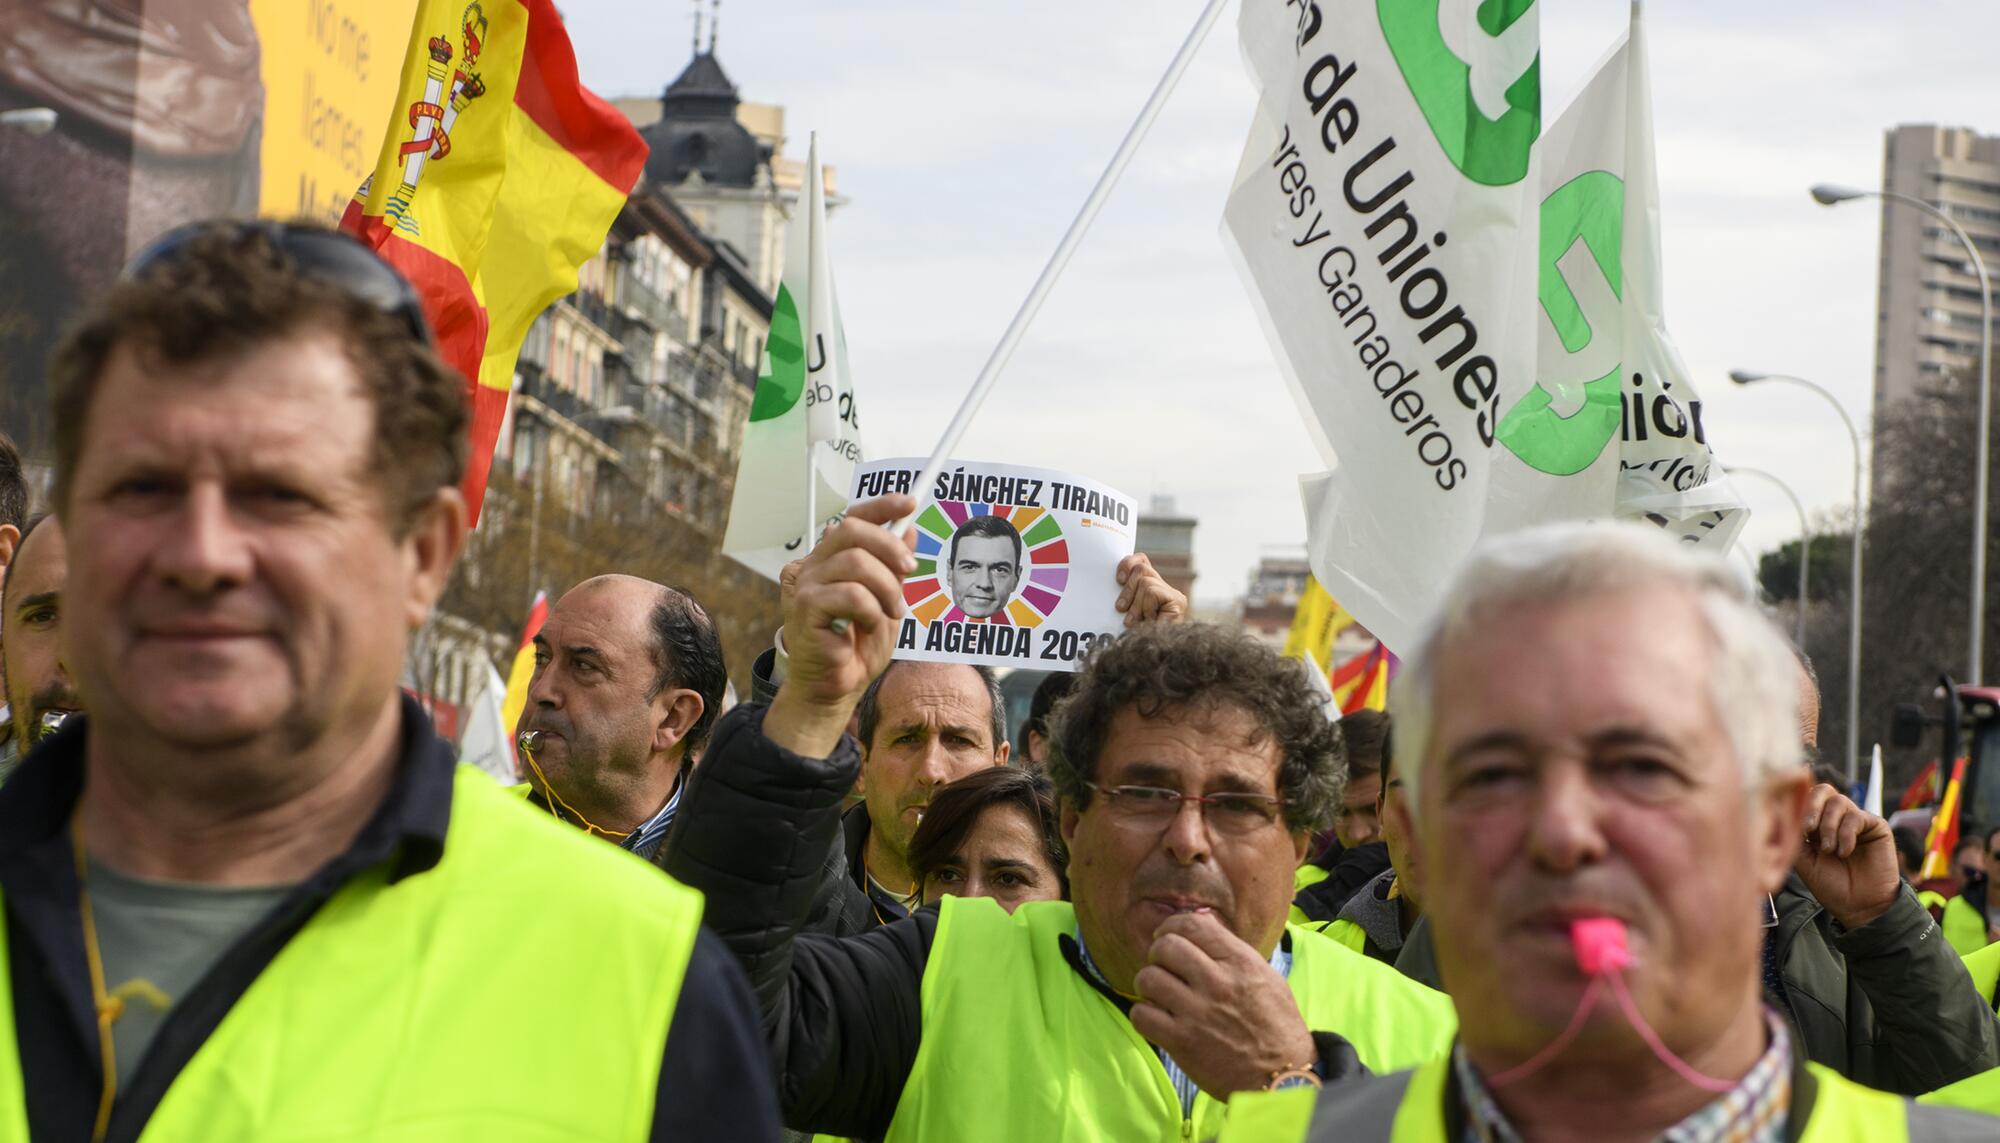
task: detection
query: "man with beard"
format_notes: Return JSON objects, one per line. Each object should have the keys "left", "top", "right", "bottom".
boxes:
{"left": 659, "top": 494, "right": 1456, "bottom": 1140}
{"left": 2, "top": 515, "right": 74, "bottom": 771}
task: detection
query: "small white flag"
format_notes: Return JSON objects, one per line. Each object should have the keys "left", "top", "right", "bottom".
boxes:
{"left": 722, "top": 134, "right": 864, "bottom": 580}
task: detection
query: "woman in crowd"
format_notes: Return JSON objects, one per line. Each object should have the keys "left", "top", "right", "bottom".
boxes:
{"left": 907, "top": 766, "right": 1067, "bottom": 913}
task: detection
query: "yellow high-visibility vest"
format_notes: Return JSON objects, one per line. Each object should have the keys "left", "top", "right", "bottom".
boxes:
{"left": 880, "top": 895, "right": 1456, "bottom": 1141}
{"left": 0, "top": 767, "right": 703, "bottom": 1140}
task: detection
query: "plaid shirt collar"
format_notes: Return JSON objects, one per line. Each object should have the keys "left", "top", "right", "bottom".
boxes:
{"left": 1454, "top": 1011, "right": 1793, "bottom": 1143}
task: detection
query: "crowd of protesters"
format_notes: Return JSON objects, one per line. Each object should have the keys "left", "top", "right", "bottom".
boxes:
{"left": 3, "top": 221, "right": 2000, "bottom": 1140}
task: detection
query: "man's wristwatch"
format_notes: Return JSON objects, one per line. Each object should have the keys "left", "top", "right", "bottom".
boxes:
{"left": 1264, "top": 1065, "right": 1323, "bottom": 1091}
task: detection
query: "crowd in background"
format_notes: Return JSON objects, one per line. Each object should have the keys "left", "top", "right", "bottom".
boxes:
{"left": 2, "top": 221, "right": 2000, "bottom": 1141}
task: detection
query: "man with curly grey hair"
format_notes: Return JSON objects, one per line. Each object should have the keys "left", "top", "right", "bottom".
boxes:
{"left": 660, "top": 494, "right": 1456, "bottom": 1142}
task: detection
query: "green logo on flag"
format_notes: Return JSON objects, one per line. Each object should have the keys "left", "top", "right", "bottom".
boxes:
{"left": 1496, "top": 170, "right": 1625, "bottom": 475}
{"left": 749, "top": 283, "right": 806, "bottom": 423}
{"left": 1378, "top": 0, "right": 1539, "bottom": 187}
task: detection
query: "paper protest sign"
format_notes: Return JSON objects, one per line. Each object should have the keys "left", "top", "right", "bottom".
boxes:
{"left": 852, "top": 459, "right": 1136, "bottom": 673}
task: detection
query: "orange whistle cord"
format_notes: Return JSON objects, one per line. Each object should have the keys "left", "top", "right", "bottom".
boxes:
{"left": 520, "top": 741, "right": 630, "bottom": 840}
{"left": 69, "top": 822, "right": 118, "bottom": 1143}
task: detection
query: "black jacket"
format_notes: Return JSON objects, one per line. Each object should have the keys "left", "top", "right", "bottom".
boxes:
{"left": 658, "top": 703, "right": 1367, "bottom": 1138}
{"left": 1, "top": 700, "right": 777, "bottom": 1142}
{"left": 841, "top": 802, "right": 916, "bottom": 927}
{"left": 1293, "top": 841, "right": 1393, "bottom": 923}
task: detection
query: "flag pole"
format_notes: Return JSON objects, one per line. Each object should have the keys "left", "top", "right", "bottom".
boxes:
{"left": 804, "top": 132, "right": 821, "bottom": 552}
{"left": 893, "top": 0, "right": 1228, "bottom": 531}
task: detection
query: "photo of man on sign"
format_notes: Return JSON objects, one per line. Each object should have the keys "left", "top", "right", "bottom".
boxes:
{"left": 946, "top": 515, "right": 1023, "bottom": 619}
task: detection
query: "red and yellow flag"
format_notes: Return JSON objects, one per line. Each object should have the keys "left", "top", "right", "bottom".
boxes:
{"left": 1920, "top": 756, "right": 1969, "bottom": 881}
{"left": 341, "top": 0, "right": 646, "bottom": 523}
{"left": 1283, "top": 575, "right": 1391, "bottom": 714}
{"left": 1899, "top": 759, "right": 1941, "bottom": 812}
{"left": 1281, "top": 576, "right": 1352, "bottom": 677}
{"left": 1330, "top": 640, "right": 1391, "bottom": 715}
{"left": 499, "top": 589, "right": 549, "bottom": 762}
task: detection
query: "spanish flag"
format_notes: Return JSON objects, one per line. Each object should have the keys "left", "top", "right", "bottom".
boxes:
{"left": 342, "top": 0, "right": 646, "bottom": 523}
{"left": 1281, "top": 576, "right": 1352, "bottom": 677}
{"left": 1330, "top": 640, "right": 1391, "bottom": 715}
{"left": 500, "top": 589, "right": 549, "bottom": 756}
{"left": 1919, "top": 756, "right": 1968, "bottom": 882}
{"left": 1283, "top": 575, "right": 1390, "bottom": 714}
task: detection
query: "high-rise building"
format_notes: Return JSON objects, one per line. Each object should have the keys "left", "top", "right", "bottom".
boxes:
{"left": 1134, "top": 495, "right": 1197, "bottom": 600}
{"left": 1871, "top": 125, "right": 2000, "bottom": 413}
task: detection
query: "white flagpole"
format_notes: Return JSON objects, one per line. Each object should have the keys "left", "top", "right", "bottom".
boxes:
{"left": 804, "top": 132, "right": 821, "bottom": 551}
{"left": 894, "top": 0, "right": 1229, "bottom": 530}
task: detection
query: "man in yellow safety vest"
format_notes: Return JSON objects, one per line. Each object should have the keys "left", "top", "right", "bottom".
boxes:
{"left": 0, "top": 221, "right": 777, "bottom": 1141}
{"left": 659, "top": 494, "right": 1458, "bottom": 1141}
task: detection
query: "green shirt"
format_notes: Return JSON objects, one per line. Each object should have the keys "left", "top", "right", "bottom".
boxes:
{"left": 86, "top": 859, "right": 291, "bottom": 1084}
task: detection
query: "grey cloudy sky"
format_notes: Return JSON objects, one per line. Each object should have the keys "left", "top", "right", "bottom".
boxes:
{"left": 564, "top": 0, "right": 1998, "bottom": 605}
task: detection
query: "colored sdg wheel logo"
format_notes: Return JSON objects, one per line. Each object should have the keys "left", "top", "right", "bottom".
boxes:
{"left": 906, "top": 501, "right": 1070, "bottom": 626}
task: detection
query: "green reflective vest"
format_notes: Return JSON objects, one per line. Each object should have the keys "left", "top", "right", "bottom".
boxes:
{"left": 1290, "top": 863, "right": 1333, "bottom": 925}
{"left": 881, "top": 895, "right": 1456, "bottom": 1142}
{"left": 1225, "top": 1056, "right": 1957, "bottom": 1142}
{"left": 1942, "top": 895, "right": 1991, "bottom": 958}
{"left": 1921, "top": 942, "right": 2000, "bottom": 1115}
{"left": 1322, "top": 918, "right": 1369, "bottom": 954}
{"left": 0, "top": 766, "right": 703, "bottom": 1140}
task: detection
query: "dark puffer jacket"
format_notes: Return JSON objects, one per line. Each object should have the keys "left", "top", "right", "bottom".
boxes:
{"left": 1768, "top": 872, "right": 1999, "bottom": 1094}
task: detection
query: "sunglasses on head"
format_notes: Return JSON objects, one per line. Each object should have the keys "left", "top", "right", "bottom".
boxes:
{"left": 124, "top": 220, "right": 432, "bottom": 346}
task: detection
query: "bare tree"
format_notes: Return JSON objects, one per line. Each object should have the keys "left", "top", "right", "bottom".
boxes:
{"left": 1816, "top": 362, "right": 2000, "bottom": 793}
{"left": 434, "top": 466, "right": 782, "bottom": 703}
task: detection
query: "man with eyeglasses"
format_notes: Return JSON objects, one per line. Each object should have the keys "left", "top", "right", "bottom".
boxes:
{"left": 0, "top": 221, "right": 777, "bottom": 1140}
{"left": 658, "top": 494, "right": 1456, "bottom": 1141}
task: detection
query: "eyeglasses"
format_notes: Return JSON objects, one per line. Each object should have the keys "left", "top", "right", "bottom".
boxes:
{"left": 124, "top": 220, "right": 432, "bottom": 345}
{"left": 1085, "top": 782, "right": 1285, "bottom": 836}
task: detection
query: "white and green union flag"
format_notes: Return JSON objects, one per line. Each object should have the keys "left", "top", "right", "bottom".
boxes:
{"left": 1224, "top": 0, "right": 1742, "bottom": 652}
{"left": 722, "top": 134, "right": 863, "bottom": 581}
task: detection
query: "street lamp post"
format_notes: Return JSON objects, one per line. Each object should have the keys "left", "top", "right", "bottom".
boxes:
{"left": 1729, "top": 370, "right": 1863, "bottom": 784}
{"left": 1812, "top": 183, "right": 1993, "bottom": 685}
{"left": 1728, "top": 466, "right": 1811, "bottom": 647}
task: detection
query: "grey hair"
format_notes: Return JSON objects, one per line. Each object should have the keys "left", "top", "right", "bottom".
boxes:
{"left": 1394, "top": 522, "right": 1802, "bottom": 812}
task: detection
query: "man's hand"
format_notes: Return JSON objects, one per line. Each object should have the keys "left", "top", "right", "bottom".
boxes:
{"left": 1128, "top": 912, "right": 1317, "bottom": 1097}
{"left": 765, "top": 495, "right": 916, "bottom": 758}
{"left": 1115, "top": 553, "right": 1188, "bottom": 628}
{"left": 1795, "top": 783, "right": 1901, "bottom": 930}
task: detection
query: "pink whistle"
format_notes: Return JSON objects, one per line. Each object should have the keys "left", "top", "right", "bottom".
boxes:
{"left": 1570, "top": 917, "right": 1631, "bottom": 976}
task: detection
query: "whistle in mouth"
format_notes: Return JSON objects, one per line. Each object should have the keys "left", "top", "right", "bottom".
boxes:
{"left": 1570, "top": 917, "right": 1632, "bottom": 976}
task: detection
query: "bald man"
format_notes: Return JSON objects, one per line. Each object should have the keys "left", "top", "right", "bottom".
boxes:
{"left": 515, "top": 576, "right": 726, "bottom": 860}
